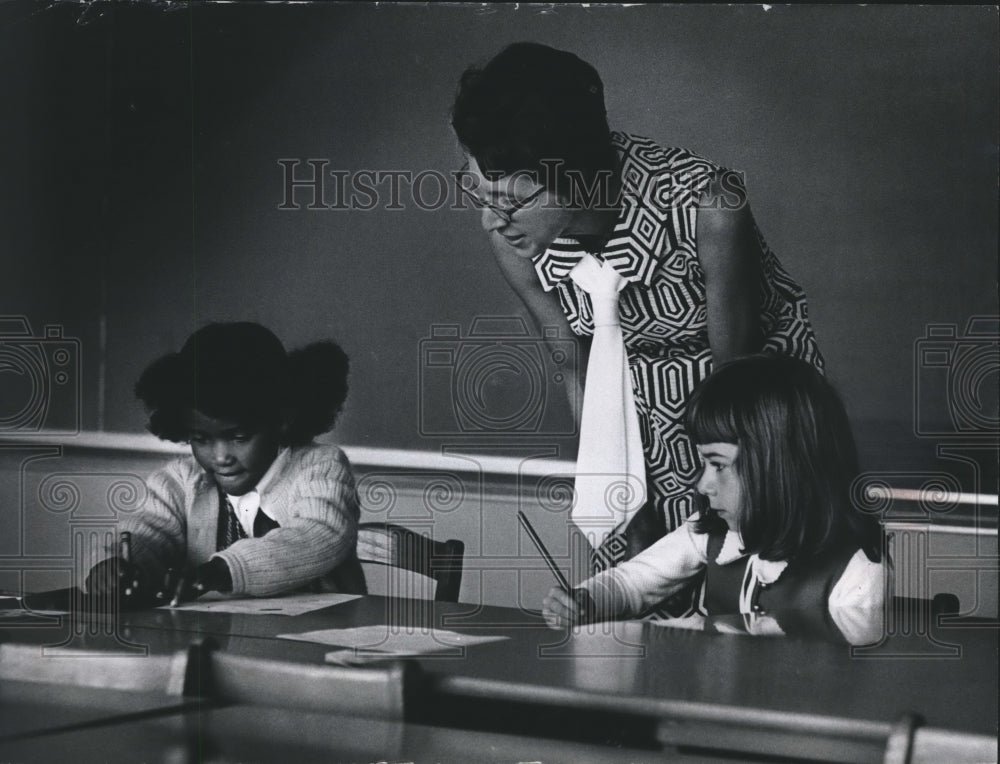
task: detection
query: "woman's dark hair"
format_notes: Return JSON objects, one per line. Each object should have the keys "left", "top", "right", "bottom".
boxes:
{"left": 135, "top": 322, "right": 349, "bottom": 447}
{"left": 451, "top": 42, "right": 618, "bottom": 200}
{"left": 686, "top": 355, "right": 882, "bottom": 564}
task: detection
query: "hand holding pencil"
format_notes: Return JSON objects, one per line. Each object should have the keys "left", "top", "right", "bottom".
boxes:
{"left": 83, "top": 531, "right": 149, "bottom": 609}
{"left": 542, "top": 586, "right": 597, "bottom": 629}
{"left": 158, "top": 558, "right": 233, "bottom": 607}
{"left": 517, "top": 511, "right": 597, "bottom": 629}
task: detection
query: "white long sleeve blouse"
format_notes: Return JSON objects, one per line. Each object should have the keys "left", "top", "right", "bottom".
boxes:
{"left": 580, "top": 517, "right": 886, "bottom": 619}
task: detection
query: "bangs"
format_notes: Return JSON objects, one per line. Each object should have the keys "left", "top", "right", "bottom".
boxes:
{"left": 686, "top": 390, "right": 740, "bottom": 445}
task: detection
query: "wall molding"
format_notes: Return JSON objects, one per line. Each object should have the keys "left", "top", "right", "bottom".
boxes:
{"left": 1, "top": 431, "right": 996, "bottom": 535}
{"left": 0, "top": 430, "right": 572, "bottom": 477}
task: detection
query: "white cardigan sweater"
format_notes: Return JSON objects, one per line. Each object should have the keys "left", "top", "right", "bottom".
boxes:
{"left": 121, "top": 443, "right": 360, "bottom": 597}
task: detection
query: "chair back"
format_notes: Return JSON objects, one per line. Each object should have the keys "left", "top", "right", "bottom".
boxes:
{"left": 890, "top": 593, "right": 960, "bottom": 617}
{"left": 0, "top": 640, "right": 413, "bottom": 721}
{"left": 0, "top": 642, "right": 189, "bottom": 694}
{"left": 211, "top": 651, "right": 413, "bottom": 719}
{"left": 357, "top": 523, "right": 464, "bottom": 603}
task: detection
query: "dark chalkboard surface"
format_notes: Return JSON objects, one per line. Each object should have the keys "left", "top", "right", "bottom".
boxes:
{"left": 1, "top": 4, "right": 995, "bottom": 493}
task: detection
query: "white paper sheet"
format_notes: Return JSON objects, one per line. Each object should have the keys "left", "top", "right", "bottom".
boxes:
{"left": 162, "top": 591, "right": 362, "bottom": 616}
{"left": 0, "top": 597, "right": 67, "bottom": 617}
{"left": 277, "top": 624, "right": 508, "bottom": 662}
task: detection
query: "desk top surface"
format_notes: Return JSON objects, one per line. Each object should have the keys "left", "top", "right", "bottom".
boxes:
{"left": 3, "top": 593, "right": 996, "bottom": 738}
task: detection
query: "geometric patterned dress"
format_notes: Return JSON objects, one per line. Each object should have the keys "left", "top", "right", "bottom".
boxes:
{"left": 531, "top": 133, "right": 825, "bottom": 605}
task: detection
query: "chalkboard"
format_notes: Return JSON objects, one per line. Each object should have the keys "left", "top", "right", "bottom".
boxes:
{"left": 1, "top": 4, "right": 996, "bottom": 486}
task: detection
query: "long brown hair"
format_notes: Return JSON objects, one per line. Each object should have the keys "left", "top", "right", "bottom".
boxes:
{"left": 686, "top": 355, "right": 882, "bottom": 564}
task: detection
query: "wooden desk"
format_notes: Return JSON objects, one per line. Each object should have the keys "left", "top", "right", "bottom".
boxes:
{"left": 2, "top": 595, "right": 997, "bottom": 763}
{"left": 0, "top": 680, "right": 205, "bottom": 743}
{"left": 0, "top": 701, "right": 739, "bottom": 764}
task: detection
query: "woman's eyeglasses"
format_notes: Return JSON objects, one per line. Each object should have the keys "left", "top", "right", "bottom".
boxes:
{"left": 456, "top": 163, "right": 547, "bottom": 224}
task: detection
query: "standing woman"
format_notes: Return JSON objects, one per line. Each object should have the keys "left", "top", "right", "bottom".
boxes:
{"left": 451, "top": 42, "right": 823, "bottom": 614}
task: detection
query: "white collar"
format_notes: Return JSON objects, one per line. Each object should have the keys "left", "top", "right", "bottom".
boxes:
{"left": 715, "top": 530, "right": 745, "bottom": 565}
{"left": 717, "top": 531, "right": 789, "bottom": 585}
{"left": 750, "top": 555, "right": 789, "bottom": 585}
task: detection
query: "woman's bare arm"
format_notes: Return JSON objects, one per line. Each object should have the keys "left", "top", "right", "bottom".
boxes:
{"left": 488, "top": 232, "right": 587, "bottom": 422}
{"left": 696, "top": 176, "right": 763, "bottom": 365}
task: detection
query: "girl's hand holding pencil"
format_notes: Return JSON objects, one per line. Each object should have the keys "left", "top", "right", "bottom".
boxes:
{"left": 542, "top": 587, "right": 597, "bottom": 629}
{"left": 158, "top": 558, "right": 233, "bottom": 607}
{"left": 516, "top": 511, "right": 599, "bottom": 628}
{"left": 83, "top": 531, "right": 152, "bottom": 609}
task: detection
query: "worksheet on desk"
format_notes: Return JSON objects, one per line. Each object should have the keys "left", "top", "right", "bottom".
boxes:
{"left": 163, "top": 592, "right": 363, "bottom": 616}
{"left": 277, "top": 624, "right": 509, "bottom": 659}
{"left": 0, "top": 599, "right": 67, "bottom": 618}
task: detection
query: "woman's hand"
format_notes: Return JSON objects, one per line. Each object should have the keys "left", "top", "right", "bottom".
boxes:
{"left": 542, "top": 586, "right": 597, "bottom": 629}
{"left": 487, "top": 234, "right": 586, "bottom": 423}
{"left": 356, "top": 528, "right": 394, "bottom": 564}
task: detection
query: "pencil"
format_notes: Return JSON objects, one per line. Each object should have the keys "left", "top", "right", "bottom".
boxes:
{"left": 119, "top": 531, "right": 132, "bottom": 564}
{"left": 517, "top": 511, "right": 571, "bottom": 592}
{"left": 119, "top": 531, "right": 133, "bottom": 597}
